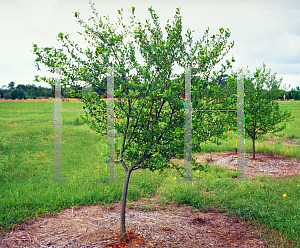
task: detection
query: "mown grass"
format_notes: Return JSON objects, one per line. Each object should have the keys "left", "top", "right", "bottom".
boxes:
{"left": 0, "top": 99, "right": 299, "bottom": 247}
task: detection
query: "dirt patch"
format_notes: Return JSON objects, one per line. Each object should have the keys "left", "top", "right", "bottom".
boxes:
{"left": 0, "top": 195, "right": 270, "bottom": 248}
{"left": 194, "top": 151, "right": 300, "bottom": 179}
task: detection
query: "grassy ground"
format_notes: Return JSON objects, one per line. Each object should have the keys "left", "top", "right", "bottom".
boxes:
{"left": 0, "top": 99, "right": 299, "bottom": 247}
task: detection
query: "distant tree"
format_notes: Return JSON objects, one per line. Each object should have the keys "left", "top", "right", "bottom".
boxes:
{"left": 18, "top": 90, "right": 25, "bottom": 99}
{"left": 287, "top": 90, "right": 292, "bottom": 100}
{"left": 280, "top": 90, "right": 290, "bottom": 100}
{"left": 50, "top": 85, "right": 55, "bottom": 97}
{"left": 290, "top": 89, "right": 295, "bottom": 100}
{"left": 229, "top": 63, "right": 294, "bottom": 159}
{"left": 44, "top": 88, "right": 52, "bottom": 98}
{"left": 28, "top": 88, "right": 37, "bottom": 99}
{"left": 3, "top": 93, "right": 10, "bottom": 99}
{"left": 17, "top": 85, "right": 27, "bottom": 99}
{"left": 290, "top": 87, "right": 300, "bottom": 100}
{"left": 296, "top": 86, "right": 300, "bottom": 100}
{"left": 0, "top": 89, "right": 3, "bottom": 98}
{"left": 9, "top": 89, "right": 18, "bottom": 99}
{"left": 8, "top": 81, "right": 15, "bottom": 90}
{"left": 24, "top": 91, "right": 29, "bottom": 99}
{"left": 16, "top": 84, "right": 26, "bottom": 91}
{"left": 37, "top": 86, "right": 44, "bottom": 97}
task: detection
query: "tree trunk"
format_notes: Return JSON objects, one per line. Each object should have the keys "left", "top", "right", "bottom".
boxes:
{"left": 119, "top": 167, "right": 133, "bottom": 242}
{"left": 252, "top": 137, "right": 255, "bottom": 159}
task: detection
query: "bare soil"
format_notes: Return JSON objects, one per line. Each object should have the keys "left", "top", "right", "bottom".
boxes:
{"left": 1, "top": 151, "right": 299, "bottom": 247}
{"left": 0, "top": 197, "right": 272, "bottom": 248}
{"left": 194, "top": 150, "right": 300, "bottom": 179}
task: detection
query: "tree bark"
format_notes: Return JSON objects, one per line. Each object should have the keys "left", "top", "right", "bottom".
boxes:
{"left": 252, "top": 137, "right": 255, "bottom": 159}
{"left": 119, "top": 166, "right": 134, "bottom": 242}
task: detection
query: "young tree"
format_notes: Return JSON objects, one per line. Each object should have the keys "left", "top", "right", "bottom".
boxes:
{"left": 32, "top": 1, "right": 237, "bottom": 242}
{"left": 229, "top": 63, "right": 294, "bottom": 159}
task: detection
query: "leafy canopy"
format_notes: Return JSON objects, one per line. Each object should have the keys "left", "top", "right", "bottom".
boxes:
{"left": 32, "top": 2, "right": 237, "bottom": 177}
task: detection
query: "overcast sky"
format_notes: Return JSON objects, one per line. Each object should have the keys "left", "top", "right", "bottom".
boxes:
{"left": 1, "top": 0, "right": 299, "bottom": 91}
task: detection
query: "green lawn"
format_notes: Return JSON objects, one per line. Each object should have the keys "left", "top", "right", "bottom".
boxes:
{"left": 0, "top": 99, "right": 299, "bottom": 247}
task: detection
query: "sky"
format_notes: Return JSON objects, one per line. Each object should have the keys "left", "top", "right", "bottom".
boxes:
{"left": 1, "top": 0, "right": 300, "bottom": 91}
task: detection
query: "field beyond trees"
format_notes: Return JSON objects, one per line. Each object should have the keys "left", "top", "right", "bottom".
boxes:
{"left": 0, "top": 100, "right": 299, "bottom": 247}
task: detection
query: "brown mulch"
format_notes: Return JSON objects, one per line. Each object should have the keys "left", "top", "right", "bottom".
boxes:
{"left": 194, "top": 150, "right": 300, "bottom": 179}
{"left": 0, "top": 195, "right": 271, "bottom": 248}
{"left": 1, "top": 151, "right": 299, "bottom": 247}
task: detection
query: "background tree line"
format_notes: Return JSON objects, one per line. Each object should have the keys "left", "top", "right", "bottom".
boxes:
{"left": 278, "top": 86, "right": 300, "bottom": 100}
{"left": 1, "top": 78, "right": 299, "bottom": 100}
{"left": 0, "top": 81, "right": 102, "bottom": 100}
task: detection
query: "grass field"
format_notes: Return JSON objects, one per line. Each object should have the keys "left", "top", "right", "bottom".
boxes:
{"left": 0, "top": 99, "right": 300, "bottom": 247}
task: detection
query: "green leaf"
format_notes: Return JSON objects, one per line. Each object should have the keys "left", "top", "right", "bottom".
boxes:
{"left": 131, "top": 6, "right": 135, "bottom": 15}
{"left": 175, "top": 127, "right": 181, "bottom": 132}
{"left": 58, "top": 32, "right": 64, "bottom": 39}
